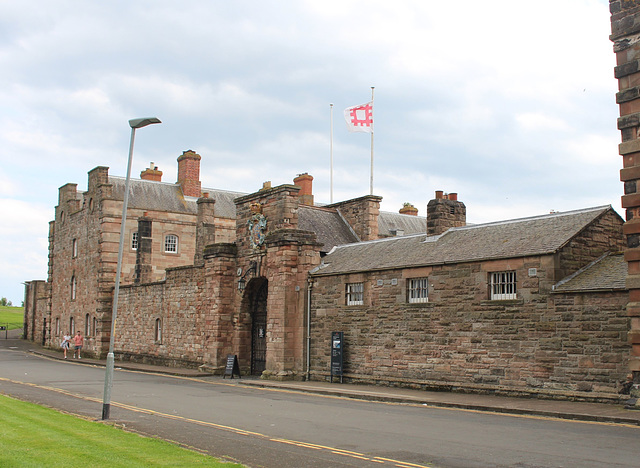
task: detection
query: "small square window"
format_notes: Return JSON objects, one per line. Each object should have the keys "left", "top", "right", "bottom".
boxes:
{"left": 490, "top": 271, "right": 517, "bottom": 300}
{"left": 407, "top": 277, "right": 428, "bottom": 303}
{"left": 346, "top": 282, "right": 364, "bottom": 306}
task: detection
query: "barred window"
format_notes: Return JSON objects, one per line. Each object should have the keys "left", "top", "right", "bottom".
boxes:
{"left": 346, "top": 282, "right": 364, "bottom": 306}
{"left": 490, "top": 271, "right": 517, "bottom": 300}
{"left": 131, "top": 231, "right": 138, "bottom": 250}
{"left": 408, "top": 277, "right": 428, "bottom": 303}
{"left": 164, "top": 234, "right": 178, "bottom": 253}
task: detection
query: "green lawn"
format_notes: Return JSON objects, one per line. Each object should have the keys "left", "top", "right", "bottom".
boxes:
{"left": 0, "top": 306, "right": 24, "bottom": 330}
{"left": 0, "top": 394, "right": 243, "bottom": 467}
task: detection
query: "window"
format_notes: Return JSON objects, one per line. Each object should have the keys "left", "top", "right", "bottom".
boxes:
{"left": 55, "top": 317, "right": 60, "bottom": 336}
{"left": 131, "top": 231, "right": 139, "bottom": 250}
{"left": 155, "top": 318, "right": 162, "bottom": 343}
{"left": 71, "top": 275, "right": 77, "bottom": 301}
{"left": 72, "top": 238, "right": 78, "bottom": 258}
{"left": 164, "top": 234, "right": 178, "bottom": 253}
{"left": 69, "top": 317, "right": 75, "bottom": 334}
{"left": 346, "top": 282, "right": 364, "bottom": 306}
{"left": 490, "top": 271, "right": 517, "bottom": 300}
{"left": 408, "top": 277, "right": 428, "bottom": 303}
{"left": 85, "top": 314, "right": 90, "bottom": 336}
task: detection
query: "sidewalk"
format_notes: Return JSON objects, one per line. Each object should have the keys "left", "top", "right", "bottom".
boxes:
{"left": 6, "top": 336, "right": 640, "bottom": 426}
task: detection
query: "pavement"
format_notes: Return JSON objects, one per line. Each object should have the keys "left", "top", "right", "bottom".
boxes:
{"left": 4, "top": 333, "right": 640, "bottom": 426}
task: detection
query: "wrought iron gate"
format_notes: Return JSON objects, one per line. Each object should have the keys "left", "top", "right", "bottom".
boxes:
{"left": 251, "top": 280, "right": 268, "bottom": 375}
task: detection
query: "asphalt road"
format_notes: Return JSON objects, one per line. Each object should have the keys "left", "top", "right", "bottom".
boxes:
{"left": 2, "top": 344, "right": 640, "bottom": 468}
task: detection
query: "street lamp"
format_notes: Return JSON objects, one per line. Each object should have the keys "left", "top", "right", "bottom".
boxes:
{"left": 102, "top": 117, "right": 161, "bottom": 420}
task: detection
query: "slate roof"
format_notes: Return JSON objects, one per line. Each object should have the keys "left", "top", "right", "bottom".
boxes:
{"left": 378, "top": 211, "right": 426, "bottom": 237}
{"left": 311, "top": 206, "right": 615, "bottom": 276}
{"left": 552, "top": 253, "right": 627, "bottom": 292}
{"left": 109, "top": 177, "right": 246, "bottom": 219}
{"left": 299, "top": 206, "right": 359, "bottom": 252}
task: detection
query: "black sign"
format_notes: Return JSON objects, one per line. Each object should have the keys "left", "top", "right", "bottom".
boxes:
{"left": 330, "top": 331, "right": 343, "bottom": 383}
{"left": 223, "top": 354, "right": 241, "bottom": 379}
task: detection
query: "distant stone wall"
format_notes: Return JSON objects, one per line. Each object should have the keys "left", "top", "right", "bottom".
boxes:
{"left": 116, "top": 265, "right": 207, "bottom": 368}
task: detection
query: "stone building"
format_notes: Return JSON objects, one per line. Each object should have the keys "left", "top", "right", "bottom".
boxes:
{"left": 23, "top": 152, "right": 630, "bottom": 397}
{"left": 22, "top": 152, "right": 425, "bottom": 377}
{"left": 308, "top": 205, "right": 628, "bottom": 395}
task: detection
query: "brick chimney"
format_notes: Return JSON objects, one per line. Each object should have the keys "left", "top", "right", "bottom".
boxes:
{"left": 177, "top": 150, "right": 202, "bottom": 197}
{"left": 427, "top": 191, "right": 466, "bottom": 236}
{"left": 140, "top": 162, "right": 162, "bottom": 182}
{"left": 293, "top": 173, "right": 314, "bottom": 206}
{"left": 399, "top": 202, "right": 418, "bottom": 216}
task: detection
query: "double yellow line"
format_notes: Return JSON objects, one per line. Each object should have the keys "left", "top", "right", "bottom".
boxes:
{"left": 0, "top": 376, "right": 432, "bottom": 467}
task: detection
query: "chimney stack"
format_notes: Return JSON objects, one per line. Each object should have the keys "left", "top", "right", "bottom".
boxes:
{"left": 399, "top": 202, "right": 418, "bottom": 216}
{"left": 141, "top": 162, "right": 163, "bottom": 182}
{"left": 293, "top": 173, "right": 314, "bottom": 206}
{"left": 177, "top": 150, "right": 202, "bottom": 197}
{"left": 427, "top": 190, "right": 466, "bottom": 236}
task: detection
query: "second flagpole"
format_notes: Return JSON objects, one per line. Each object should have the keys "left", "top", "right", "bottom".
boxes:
{"left": 370, "top": 86, "right": 375, "bottom": 195}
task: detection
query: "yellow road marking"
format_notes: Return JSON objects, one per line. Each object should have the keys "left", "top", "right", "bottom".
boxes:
{"left": 0, "top": 376, "right": 432, "bottom": 467}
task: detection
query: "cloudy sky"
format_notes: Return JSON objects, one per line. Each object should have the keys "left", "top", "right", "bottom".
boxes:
{"left": 0, "top": 0, "right": 621, "bottom": 304}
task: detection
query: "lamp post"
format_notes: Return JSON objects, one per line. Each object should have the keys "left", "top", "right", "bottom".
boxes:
{"left": 101, "top": 117, "right": 161, "bottom": 420}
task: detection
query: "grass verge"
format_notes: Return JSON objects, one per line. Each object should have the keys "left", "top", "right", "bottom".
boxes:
{"left": 0, "top": 306, "right": 24, "bottom": 330}
{"left": 0, "top": 394, "right": 243, "bottom": 467}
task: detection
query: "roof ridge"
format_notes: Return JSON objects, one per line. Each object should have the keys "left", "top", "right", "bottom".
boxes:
{"left": 451, "top": 205, "right": 611, "bottom": 233}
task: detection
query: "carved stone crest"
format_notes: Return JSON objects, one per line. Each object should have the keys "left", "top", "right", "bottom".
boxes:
{"left": 248, "top": 213, "right": 267, "bottom": 249}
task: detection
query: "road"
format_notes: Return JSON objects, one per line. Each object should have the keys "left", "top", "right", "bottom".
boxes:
{"left": 1, "top": 344, "right": 640, "bottom": 467}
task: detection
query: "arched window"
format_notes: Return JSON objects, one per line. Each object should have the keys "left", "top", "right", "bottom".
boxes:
{"left": 164, "top": 234, "right": 178, "bottom": 253}
{"left": 85, "top": 314, "right": 90, "bottom": 336}
{"left": 155, "top": 318, "right": 162, "bottom": 343}
{"left": 93, "top": 317, "right": 98, "bottom": 336}
{"left": 55, "top": 317, "right": 60, "bottom": 336}
{"left": 69, "top": 317, "right": 75, "bottom": 334}
{"left": 72, "top": 238, "right": 78, "bottom": 258}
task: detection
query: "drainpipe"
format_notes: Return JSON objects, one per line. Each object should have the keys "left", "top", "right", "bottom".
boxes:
{"left": 306, "top": 277, "right": 313, "bottom": 381}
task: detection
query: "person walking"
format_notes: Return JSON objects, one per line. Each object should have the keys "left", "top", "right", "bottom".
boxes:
{"left": 72, "top": 331, "right": 83, "bottom": 359}
{"left": 60, "top": 332, "right": 71, "bottom": 359}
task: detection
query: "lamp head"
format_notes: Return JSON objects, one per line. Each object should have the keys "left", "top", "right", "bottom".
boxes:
{"left": 129, "top": 117, "right": 162, "bottom": 129}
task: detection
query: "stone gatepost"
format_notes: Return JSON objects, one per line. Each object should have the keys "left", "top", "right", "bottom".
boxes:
{"left": 202, "top": 243, "right": 238, "bottom": 372}
{"left": 264, "top": 229, "right": 321, "bottom": 379}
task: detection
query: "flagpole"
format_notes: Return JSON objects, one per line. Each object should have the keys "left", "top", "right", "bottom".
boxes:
{"left": 330, "top": 103, "right": 334, "bottom": 204}
{"left": 370, "top": 86, "right": 375, "bottom": 195}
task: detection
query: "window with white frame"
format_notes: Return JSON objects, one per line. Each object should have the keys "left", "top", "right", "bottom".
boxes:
{"left": 490, "top": 271, "right": 517, "bottom": 300}
{"left": 131, "top": 231, "right": 138, "bottom": 250}
{"left": 85, "top": 313, "right": 90, "bottom": 336}
{"left": 164, "top": 234, "right": 178, "bottom": 253}
{"left": 72, "top": 238, "right": 78, "bottom": 258}
{"left": 408, "top": 277, "right": 429, "bottom": 303}
{"left": 346, "top": 282, "right": 364, "bottom": 306}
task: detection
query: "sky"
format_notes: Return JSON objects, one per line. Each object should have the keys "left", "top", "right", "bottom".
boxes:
{"left": 0, "top": 0, "right": 622, "bottom": 305}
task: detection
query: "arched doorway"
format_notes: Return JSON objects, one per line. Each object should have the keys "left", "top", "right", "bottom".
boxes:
{"left": 249, "top": 278, "right": 268, "bottom": 375}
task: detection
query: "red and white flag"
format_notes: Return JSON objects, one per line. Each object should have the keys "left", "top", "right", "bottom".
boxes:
{"left": 344, "top": 101, "right": 373, "bottom": 133}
